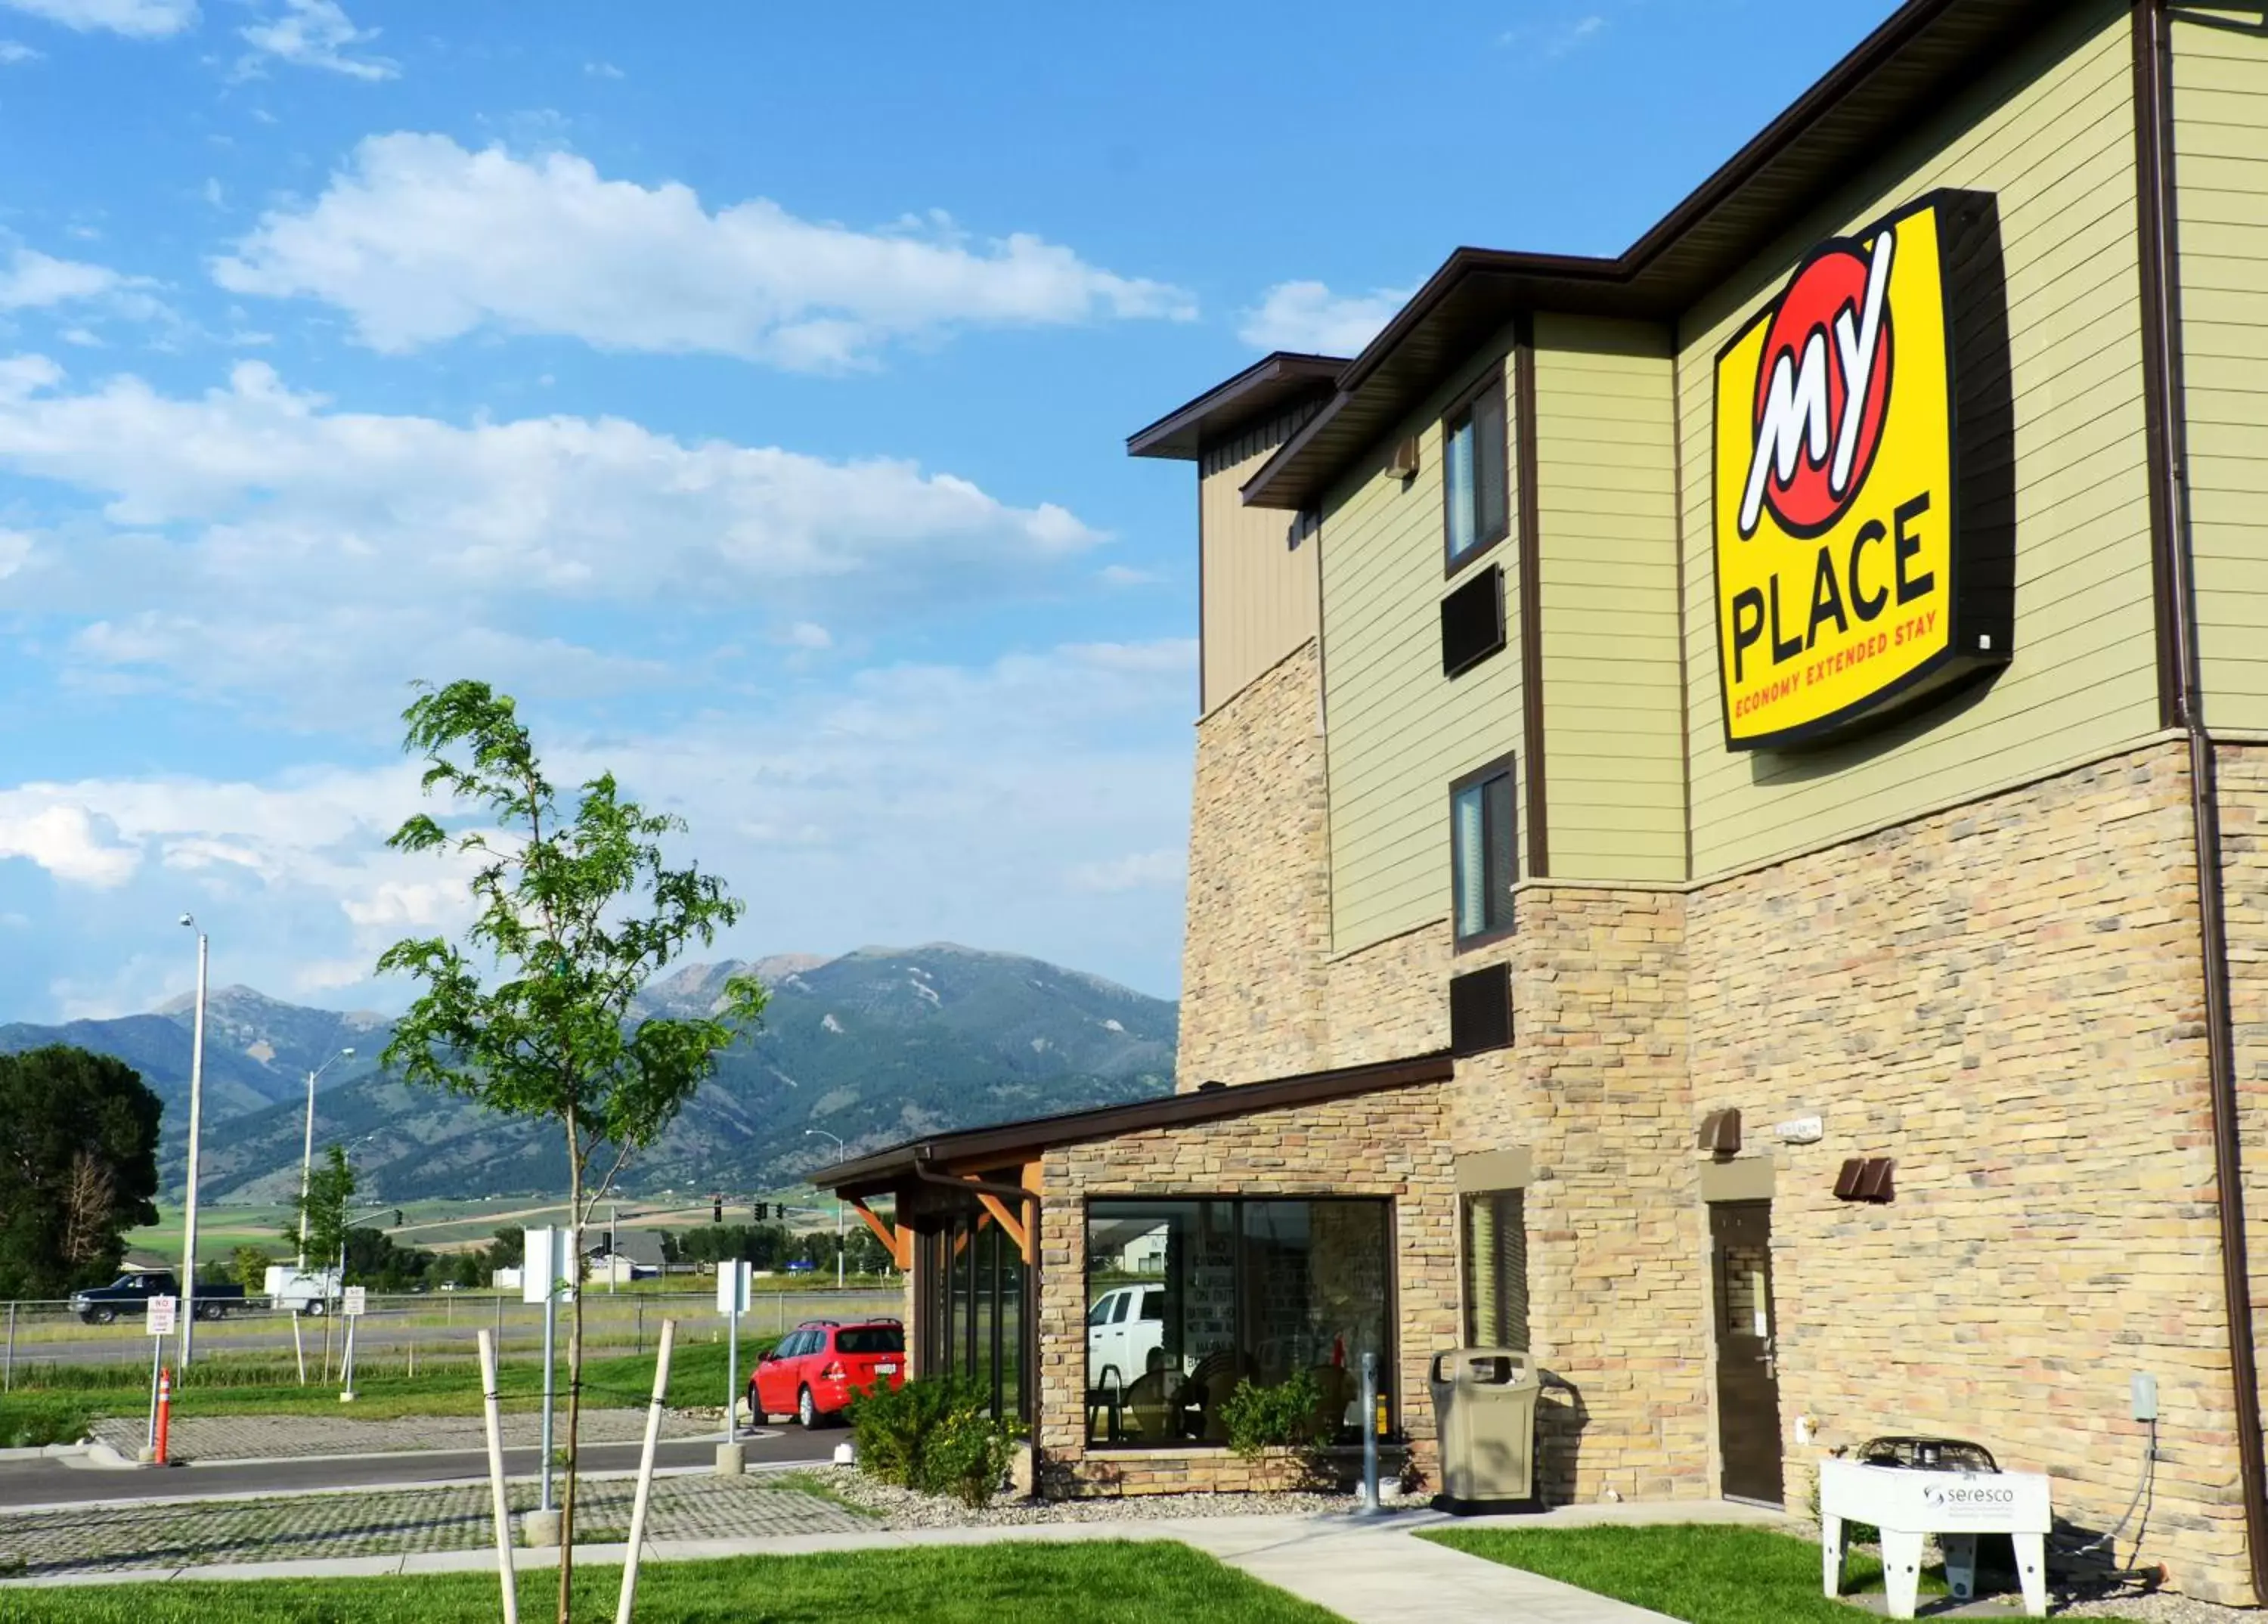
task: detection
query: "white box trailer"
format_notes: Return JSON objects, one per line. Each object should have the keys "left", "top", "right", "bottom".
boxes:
{"left": 265, "top": 1265, "right": 342, "bottom": 1316}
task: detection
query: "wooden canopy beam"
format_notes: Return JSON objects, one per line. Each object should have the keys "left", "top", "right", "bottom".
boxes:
{"left": 847, "top": 1197, "right": 910, "bottom": 1272}
{"left": 973, "top": 1192, "right": 1030, "bottom": 1262}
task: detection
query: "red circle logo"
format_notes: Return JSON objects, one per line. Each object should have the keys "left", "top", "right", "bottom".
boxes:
{"left": 1751, "top": 246, "right": 1893, "bottom": 535}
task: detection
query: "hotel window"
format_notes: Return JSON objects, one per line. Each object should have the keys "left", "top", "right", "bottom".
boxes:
{"left": 1451, "top": 755, "right": 1517, "bottom": 947}
{"left": 1083, "top": 1198, "right": 1393, "bottom": 1449}
{"left": 1442, "top": 370, "right": 1509, "bottom": 572}
{"left": 1461, "top": 1189, "right": 1530, "bottom": 1351}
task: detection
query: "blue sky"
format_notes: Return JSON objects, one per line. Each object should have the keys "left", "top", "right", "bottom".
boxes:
{"left": 0, "top": 0, "right": 1897, "bottom": 1019}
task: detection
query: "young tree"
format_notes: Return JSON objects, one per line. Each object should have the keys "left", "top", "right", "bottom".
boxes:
{"left": 232, "top": 1245, "right": 275, "bottom": 1295}
{"left": 485, "top": 1225, "right": 525, "bottom": 1273}
{"left": 375, "top": 679, "right": 764, "bottom": 1621}
{"left": 0, "top": 1046, "right": 161, "bottom": 1298}
{"left": 284, "top": 1145, "right": 357, "bottom": 1275}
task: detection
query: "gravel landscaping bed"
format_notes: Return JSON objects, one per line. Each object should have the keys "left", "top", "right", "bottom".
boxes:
{"left": 2055, "top": 1584, "right": 2252, "bottom": 1623}
{"left": 807, "top": 1464, "right": 1356, "bottom": 1529}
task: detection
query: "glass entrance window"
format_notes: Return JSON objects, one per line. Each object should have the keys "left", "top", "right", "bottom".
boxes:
{"left": 1084, "top": 1198, "right": 1392, "bottom": 1449}
{"left": 919, "top": 1203, "right": 1028, "bottom": 1424}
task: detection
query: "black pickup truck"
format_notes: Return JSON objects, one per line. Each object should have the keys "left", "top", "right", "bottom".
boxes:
{"left": 69, "top": 1269, "right": 247, "bottom": 1325}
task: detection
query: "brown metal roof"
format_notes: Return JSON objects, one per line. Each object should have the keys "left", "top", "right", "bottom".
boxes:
{"left": 1125, "top": 351, "right": 1348, "bottom": 462}
{"left": 1185, "top": 0, "right": 2069, "bottom": 509}
{"left": 810, "top": 1049, "right": 1455, "bottom": 1198}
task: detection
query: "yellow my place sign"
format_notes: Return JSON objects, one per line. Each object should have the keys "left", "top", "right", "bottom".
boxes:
{"left": 1713, "top": 191, "right": 2003, "bottom": 751}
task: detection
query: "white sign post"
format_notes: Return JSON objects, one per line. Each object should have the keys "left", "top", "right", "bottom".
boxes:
{"left": 717, "top": 1260, "right": 751, "bottom": 1445}
{"left": 525, "top": 1226, "right": 578, "bottom": 1513}
{"left": 339, "top": 1285, "right": 367, "bottom": 1402}
{"left": 144, "top": 1295, "right": 176, "bottom": 1449}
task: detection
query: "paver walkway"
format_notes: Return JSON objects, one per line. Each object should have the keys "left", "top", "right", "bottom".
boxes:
{"left": 0, "top": 1473, "right": 861, "bottom": 1576}
{"left": 87, "top": 1407, "right": 718, "bottom": 1462}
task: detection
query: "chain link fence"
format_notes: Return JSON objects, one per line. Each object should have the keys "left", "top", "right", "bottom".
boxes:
{"left": 0, "top": 1286, "right": 903, "bottom": 1392}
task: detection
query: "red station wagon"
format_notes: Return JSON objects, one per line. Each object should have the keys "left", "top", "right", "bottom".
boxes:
{"left": 750, "top": 1317, "right": 906, "bottom": 1427}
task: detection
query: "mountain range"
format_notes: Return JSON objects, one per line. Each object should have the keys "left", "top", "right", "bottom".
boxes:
{"left": 0, "top": 944, "right": 1178, "bottom": 1201}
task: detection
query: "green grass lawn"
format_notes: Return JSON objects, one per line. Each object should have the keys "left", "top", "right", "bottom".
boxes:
{"left": 0, "top": 1541, "right": 1337, "bottom": 1623}
{"left": 0, "top": 1337, "right": 771, "bottom": 1445}
{"left": 1421, "top": 1523, "right": 2148, "bottom": 1624}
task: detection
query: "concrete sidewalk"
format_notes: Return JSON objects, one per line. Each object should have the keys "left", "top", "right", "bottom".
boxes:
{"left": 2, "top": 1499, "right": 1795, "bottom": 1622}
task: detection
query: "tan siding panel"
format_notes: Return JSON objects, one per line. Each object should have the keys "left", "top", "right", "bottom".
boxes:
{"left": 1676, "top": 3, "right": 2161, "bottom": 876}
{"left": 2176, "top": 13, "right": 2268, "bottom": 730}
{"left": 1199, "top": 411, "right": 1321, "bottom": 714}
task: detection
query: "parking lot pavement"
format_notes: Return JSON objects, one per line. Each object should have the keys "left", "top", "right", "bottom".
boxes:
{"left": 0, "top": 1472, "right": 869, "bottom": 1576}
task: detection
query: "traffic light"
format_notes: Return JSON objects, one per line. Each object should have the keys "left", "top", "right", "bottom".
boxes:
{"left": 711, "top": 1196, "right": 723, "bottom": 1224}
{"left": 773, "top": 1202, "right": 789, "bottom": 1221}
{"left": 750, "top": 1204, "right": 761, "bottom": 1225}
{"left": 394, "top": 1210, "right": 404, "bottom": 1228}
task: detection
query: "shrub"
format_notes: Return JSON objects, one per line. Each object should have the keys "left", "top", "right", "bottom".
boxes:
{"left": 849, "top": 1377, "right": 956, "bottom": 1488}
{"left": 925, "top": 1401, "right": 1015, "bottom": 1508}
{"left": 1219, "top": 1368, "right": 1322, "bottom": 1460}
{"left": 850, "top": 1378, "right": 1015, "bottom": 1505}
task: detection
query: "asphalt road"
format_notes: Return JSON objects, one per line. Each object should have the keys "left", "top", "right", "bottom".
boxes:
{"left": 0, "top": 1430, "right": 838, "bottom": 1510}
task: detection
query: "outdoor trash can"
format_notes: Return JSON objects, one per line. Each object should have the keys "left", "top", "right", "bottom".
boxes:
{"left": 1428, "top": 1347, "right": 1538, "bottom": 1505}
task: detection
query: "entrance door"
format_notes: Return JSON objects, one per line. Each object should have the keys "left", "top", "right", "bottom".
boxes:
{"left": 1710, "top": 1200, "right": 1784, "bottom": 1505}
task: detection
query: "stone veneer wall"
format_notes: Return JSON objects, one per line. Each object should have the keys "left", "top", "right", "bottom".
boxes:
{"left": 1690, "top": 740, "right": 2254, "bottom": 1602}
{"left": 2222, "top": 739, "right": 2268, "bottom": 1543}
{"left": 1324, "top": 924, "right": 1449, "bottom": 1065}
{"left": 1489, "top": 887, "right": 1711, "bottom": 1504}
{"left": 1176, "top": 640, "right": 1331, "bottom": 1089}
{"left": 1033, "top": 1084, "right": 1458, "bottom": 1495}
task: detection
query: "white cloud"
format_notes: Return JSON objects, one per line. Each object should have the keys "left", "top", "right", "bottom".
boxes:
{"left": 212, "top": 133, "right": 1196, "bottom": 367}
{"left": 0, "top": 355, "right": 1109, "bottom": 718}
{"left": 0, "top": 0, "right": 194, "bottom": 37}
{"left": 0, "top": 39, "right": 41, "bottom": 60}
{"left": 1098, "top": 563, "right": 1161, "bottom": 588}
{"left": 0, "top": 802, "right": 142, "bottom": 886}
{"left": 0, "top": 637, "right": 1197, "bottom": 1012}
{"left": 1498, "top": 13, "right": 1609, "bottom": 59}
{"left": 1066, "top": 849, "right": 1183, "bottom": 894}
{"left": 0, "top": 247, "right": 119, "bottom": 309}
{"left": 583, "top": 60, "right": 622, "bottom": 79}
{"left": 1237, "top": 280, "right": 1410, "bottom": 356}
{"left": 237, "top": 0, "right": 392, "bottom": 79}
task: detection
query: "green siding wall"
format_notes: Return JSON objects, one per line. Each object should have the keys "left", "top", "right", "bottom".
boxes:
{"left": 1532, "top": 315, "right": 1687, "bottom": 882}
{"left": 2174, "top": 9, "right": 2268, "bottom": 731}
{"left": 1675, "top": 0, "right": 2161, "bottom": 877}
{"left": 1321, "top": 325, "right": 1524, "bottom": 955}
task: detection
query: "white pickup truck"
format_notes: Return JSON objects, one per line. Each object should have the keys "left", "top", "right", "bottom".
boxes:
{"left": 1086, "top": 1283, "right": 1167, "bottom": 1390}
{"left": 264, "top": 1265, "right": 342, "bottom": 1316}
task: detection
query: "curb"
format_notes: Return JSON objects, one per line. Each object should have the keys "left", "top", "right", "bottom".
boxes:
{"left": 0, "top": 1446, "right": 86, "bottom": 1464}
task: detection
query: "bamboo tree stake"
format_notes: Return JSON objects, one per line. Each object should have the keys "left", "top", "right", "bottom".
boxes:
{"left": 615, "top": 1319, "right": 675, "bottom": 1624}
{"left": 478, "top": 1328, "right": 519, "bottom": 1624}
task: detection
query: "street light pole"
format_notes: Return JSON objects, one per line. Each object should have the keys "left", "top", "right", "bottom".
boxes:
{"left": 297, "top": 1048, "right": 356, "bottom": 1272}
{"left": 178, "top": 916, "right": 208, "bottom": 1369}
{"left": 804, "top": 1130, "right": 846, "bottom": 1289}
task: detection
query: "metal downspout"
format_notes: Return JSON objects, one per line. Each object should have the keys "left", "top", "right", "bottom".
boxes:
{"left": 2135, "top": 0, "right": 2268, "bottom": 1599}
